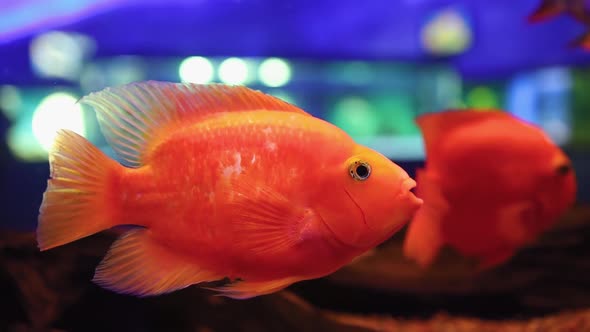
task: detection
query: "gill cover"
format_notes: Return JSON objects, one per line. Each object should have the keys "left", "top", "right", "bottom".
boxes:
{"left": 320, "top": 146, "right": 422, "bottom": 249}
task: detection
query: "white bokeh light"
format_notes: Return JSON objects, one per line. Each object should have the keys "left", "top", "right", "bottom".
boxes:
{"left": 258, "top": 58, "right": 292, "bottom": 87}
{"left": 218, "top": 57, "right": 249, "bottom": 84}
{"left": 179, "top": 56, "right": 214, "bottom": 83}
{"left": 30, "top": 31, "right": 95, "bottom": 81}
{"left": 32, "top": 92, "right": 86, "bottom": 151}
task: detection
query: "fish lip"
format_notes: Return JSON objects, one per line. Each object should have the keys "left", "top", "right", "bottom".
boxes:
{"left": 397, "top": 177, "right": 423, "bottom": 207}
{"left": 401, "top": 177, "right": 417, "bottom": 192}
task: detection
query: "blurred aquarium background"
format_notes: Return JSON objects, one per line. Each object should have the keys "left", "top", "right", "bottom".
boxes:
{"left": 5, "top": 1, "right": 590, "bottom": 331}
{"left": 1, "top": 0, "right": 590, "bottom": 228}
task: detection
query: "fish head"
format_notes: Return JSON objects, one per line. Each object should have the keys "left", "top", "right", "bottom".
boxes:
{"left": 315, "top": 145, "right": 423, "bottom": 250}
{"left": 497, "top": 147, "right": 577, "bottom": 248}
{"left": 535, "top": 149, "right": 577, "bottom": 227}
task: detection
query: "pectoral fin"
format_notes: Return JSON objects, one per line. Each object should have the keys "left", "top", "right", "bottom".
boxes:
{"left": 224, "top": 178, "right": 322, "bottom": 256}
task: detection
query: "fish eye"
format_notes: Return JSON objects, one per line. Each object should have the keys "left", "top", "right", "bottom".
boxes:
{"left": 349, "top": 160, "right": 371, "bottom": 181}
{"left": 556, "top": 163, "right": 572, "bottom": 176}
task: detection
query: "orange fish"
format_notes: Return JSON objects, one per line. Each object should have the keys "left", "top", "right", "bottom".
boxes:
{"left": 403, "top": 110, "right": 576, "bottom": 270}
{"left": 528, "top": 0, "right": 590, "bottom": 50}
{"left": 37, "top": 81, "right": 422, "bottom": 299}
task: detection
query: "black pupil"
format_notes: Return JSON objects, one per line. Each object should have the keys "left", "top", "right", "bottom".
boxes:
{"left": 356, "top": 164, "right": 369, "bottom": 178}
{"left": 556, "top": 164, "right": 571, "bottom": 175}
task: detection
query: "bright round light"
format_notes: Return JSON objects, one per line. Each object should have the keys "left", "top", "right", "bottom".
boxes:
{"left": 179, "top": 56, "right": 214, "bottom": 84}
{"left": 258, "top": 58, "right": 292, "bottom": 87}
{"left": 32, "top": 92, "right": 86, "bottom": 151}
{"left": 218, "top": 58, "right": 249, "bottom": 85}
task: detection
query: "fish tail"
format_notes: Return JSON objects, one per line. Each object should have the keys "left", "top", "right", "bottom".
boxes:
{"left": 37, "top": 129, "right": 123, "bottom": 251}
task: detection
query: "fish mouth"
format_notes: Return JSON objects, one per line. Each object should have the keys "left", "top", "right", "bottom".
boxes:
{"left": 397, "top": 177, "right": 423, "bottom": 207}
{"left": 401, "top": 177, "right": 417, "bottom": 192}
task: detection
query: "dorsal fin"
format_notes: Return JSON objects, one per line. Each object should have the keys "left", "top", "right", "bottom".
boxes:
{"left": 416, "top": 109, "right": 510, "bottom": 158}
{"left": 80, "top": 81, "right": 308, "bottom": 167}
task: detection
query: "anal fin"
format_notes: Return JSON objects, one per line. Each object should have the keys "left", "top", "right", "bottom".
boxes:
{"left": 206, "top": 276, "right": 301, "bottom": 299}
{"left": 94, "top": 229, "right": 221, "bottom": 297}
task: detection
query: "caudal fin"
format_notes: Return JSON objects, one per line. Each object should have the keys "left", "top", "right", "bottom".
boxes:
{"left": 37, "top": 129, "right": 122, "bottom": 251}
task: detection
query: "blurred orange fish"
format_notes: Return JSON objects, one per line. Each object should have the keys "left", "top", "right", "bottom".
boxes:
{"left": 403, "top": 110, "right": 576, "bottom": 270}
{"left": 37, "top": 81, "right": 422, "bottom": 299}
{"left": 528, "top": 0, "right": 590, "bottom": 50}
